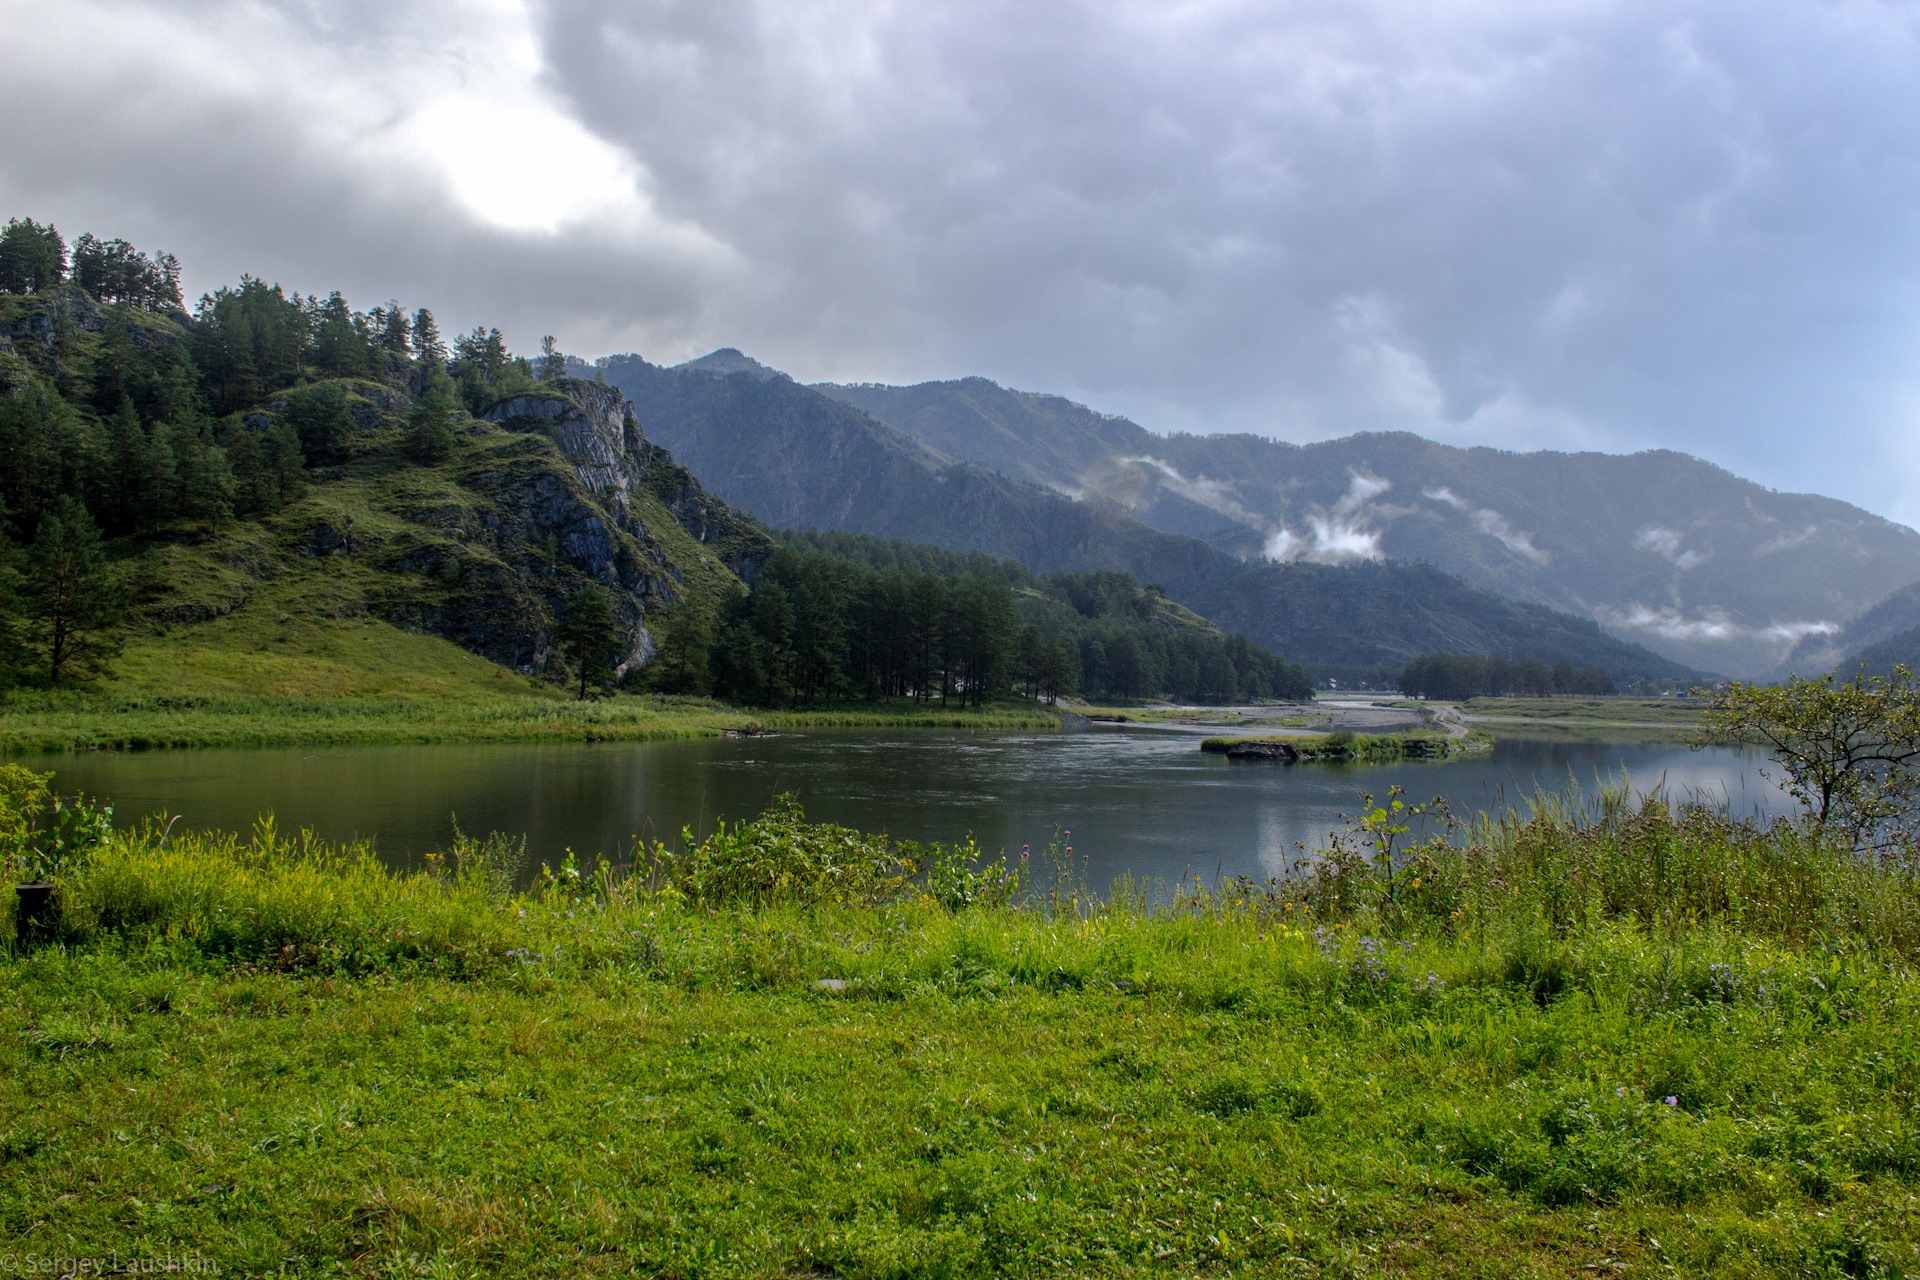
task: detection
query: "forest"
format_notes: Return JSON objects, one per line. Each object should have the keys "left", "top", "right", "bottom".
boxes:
{"left": 643, "top": 533, "right": 1313, "bottom": 707}
{"left": 1398, "top": 650, "right": 1617, "bottom": 700}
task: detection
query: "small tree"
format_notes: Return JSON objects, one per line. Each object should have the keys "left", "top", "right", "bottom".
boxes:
{"left": 406, "top": 379, "right": 456, "bottom": 464}
{"left": 539, "top": 336, "right": 566, "bottom": 382}
{"left": 410, "top": 308, "right": 445, "bottom": 365}
{"left": 555, "top": 587, "right": 623, "bottom": 700}
{"left": 1690, "top": 666, "right": 1920, "bottom": 849}
{"left": 23, "top": 497, "right": 123, "bottom": 685}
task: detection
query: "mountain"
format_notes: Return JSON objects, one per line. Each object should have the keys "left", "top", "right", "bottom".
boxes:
{"left": 597, "top": 352, "right": 1704, "bottom": 685}
{"left": 0, "top": 274, "right": 769, "bottom": 678}
{"left": 1782, "top": 580, "right": 1920, "bottom": 677}
{"left": 816, "top": 378, "right": 1920, "bottom": 677}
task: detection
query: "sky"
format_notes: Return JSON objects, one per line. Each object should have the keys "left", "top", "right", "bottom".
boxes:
{"left": 6, "top": 0, "right": 1920, "bottom": 524}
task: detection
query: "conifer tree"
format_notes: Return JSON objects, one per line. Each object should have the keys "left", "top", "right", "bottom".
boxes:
{"left": 539, "top": 336, "right": 566, "bottom": 382}
{"left": 410, "top": 309, "right": 444, "bottom": 365}
{"left": 556, "top": 587, "right": 622, "bottom": 700}
{"left": 647, "top": 606, "right": 712, "bottom": 695}
{"left": 23, "top": 497, "right": 122, "bottom": 685}
{"left": 0, "top": 218, "right": 66, "bottom": 293}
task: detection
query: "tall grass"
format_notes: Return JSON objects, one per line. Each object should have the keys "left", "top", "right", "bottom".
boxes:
{"left": 14, "top": 780, "right": 1918, "bottom": 1000}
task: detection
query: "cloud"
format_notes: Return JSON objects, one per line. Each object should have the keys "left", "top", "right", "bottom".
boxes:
{"left": 1424, "top": 487, "right": 1548, "bottom": 563}
{"left": 1470, "top": 507, "right": 1550, "bottom": 565}
{"left": 1600, "top": 604, "right": 1838, "bottom": 644}
{"left": 9, "top": 1, "right": 1920, "bottom": 524}
{"left": 1125, "top": 456, "right": 1263, "bottom": 527}
{"left": 1262, "top": 470, "right": 1388, "bottom": 563}
{"left": 1754, "top": 524, "right": 1819, "bottom": 556}
{"left": 1636, "top": 525, "right": 1709, "bottom": 571}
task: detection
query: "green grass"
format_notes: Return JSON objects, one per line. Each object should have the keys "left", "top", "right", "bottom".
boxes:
{"left": 1199, "top": 730, "right": 1489, "bottom": 761}
{"left": 3, "top": 788, "right": 1920, "bottom": 1275}
{"left": 0, "top": 613, "right": 1059, "bottom": 752}
{"left": 1460, "top": 697, "right": 1705, "bottom": 727}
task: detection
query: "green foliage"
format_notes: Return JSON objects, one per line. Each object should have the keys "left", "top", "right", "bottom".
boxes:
{"left": 190, "top": 276, "right": 311, "bottom": 413}
{"left": 70, "top": 232, "right": 181, "bottom": 309}
{"left": 6, "top": 780, "right": 1920, "bottom": 1272}
{"left": 0, "top": 764, "right": 112, "bottom": 884}
{"left": 1403, "top": 651, "right": 1615, "bottom": 699}
{"left": 730, "top": 539, "right": 1307, "bottom": 706}
{"left": 645, "top": 794, "right": 916, "bottom": 908}
{"left": 22, "top": 495, "right": 122, "bottom": 684}
{"left": 645, "top": 603, "right": 712, "bottom": 694}
{"left": 1693, "top": 664, "right": 1920, "bottom": 849}
{"left": 0, "top": 217, "right": 67, "bottom": 293}
{"left": 555, "top": 586, "right": 623, "bottom": 700}
{"left": 283, "top": 381, "right": 351, "bottom": 465}
{"left": 404, "top": 376, "right": 456, "bottom": 463}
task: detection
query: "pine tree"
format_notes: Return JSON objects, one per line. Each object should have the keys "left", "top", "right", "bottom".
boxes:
{"left": 0, "top": 514, "right": 28, "bottom": 687}
{"left": 263, "top": 421, "right": 306, "bottom": 505}
{"left": 0, "top": 218, "right": 67, "bottom": 294}
{"left": 23, "top": 497, "right": 122, "bottom": 685}
{"left": 539, "top": 336, "right": 566, "bottom": 382}
{"left": 410, "top": 309, "right": 444, "bottom": 365}
{"left": 105, "top": 397, "right": 146, "bottom": 533}
{"left": 285, "top": 382, "right": 350, "bottom": 465}
{"left": 555, "top": 588, "right": 622, "bottom": 700}
{"left": 648, "top": 606, "right": 712, "bottom": 694}
{"left": 406, "top": 382, "right": 456, "bottom": 463}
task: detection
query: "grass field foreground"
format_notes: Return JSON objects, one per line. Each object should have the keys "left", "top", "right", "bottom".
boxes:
{"left": 3, "top": 783, "right": 1920, "bottom": 1275}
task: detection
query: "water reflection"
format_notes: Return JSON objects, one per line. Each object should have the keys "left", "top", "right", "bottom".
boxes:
{"left": 13, "top": 727, "right": 1789, "bottom": 890}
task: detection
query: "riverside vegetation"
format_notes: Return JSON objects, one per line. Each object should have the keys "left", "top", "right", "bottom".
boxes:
{"left": 3, "top": 761, "right": 1920, "bottom": 1276}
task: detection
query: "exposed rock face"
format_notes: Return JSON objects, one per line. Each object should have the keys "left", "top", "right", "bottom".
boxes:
{"left": 374, "top": 378, "right": 771, "bottom": 676}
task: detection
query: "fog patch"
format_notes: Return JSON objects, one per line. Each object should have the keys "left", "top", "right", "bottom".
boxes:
{"left": 1636, "top": 526, "right": 1709, "bottom": 571}
{"left": 1125, "top": 456, "right": 1263, "bottom": 527}
{"left": 1423, "top": 486, "right": 1547, "bottom": 564}
{"left": 1755, "top": 525, "right": 1821, "bottom": 556}
{"left": 1602, "top": 604, "right": 1838, "bottom": 645}
{"left": 1261, "top": 470, "right": 1388, "bottom": 564}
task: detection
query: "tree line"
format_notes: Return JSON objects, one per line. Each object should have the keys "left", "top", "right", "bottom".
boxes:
{"left": 1399, "top": 652, "right": 1616, "bottom": 700}
{"left": 638, "top": 535, "right": 1312, "bottom": 707}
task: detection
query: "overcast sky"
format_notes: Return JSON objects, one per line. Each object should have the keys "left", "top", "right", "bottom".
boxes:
{"left": 6, "top": 1, "right": 1920, "bottom": 523}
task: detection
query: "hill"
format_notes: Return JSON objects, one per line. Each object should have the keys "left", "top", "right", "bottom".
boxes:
{"left": 598, "top": 352, "right": 1707, "bottom": 686}
{"left": 818, "top": 377, "right": 1920, "bottom": 677}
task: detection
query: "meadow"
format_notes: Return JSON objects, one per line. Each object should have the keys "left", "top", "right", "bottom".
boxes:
{"left": 2, "top": 778, "right": 1917, "bottom": 1277}
{"left": 0, "top": 613, "right": 1059, "bottom": 754}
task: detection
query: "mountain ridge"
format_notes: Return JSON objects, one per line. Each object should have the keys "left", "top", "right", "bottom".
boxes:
{"left": 596, "top": 352, "right": 1706, "bottom": 685}
{"left": 816, "top": 376, "right": 1920, "bottom": 677}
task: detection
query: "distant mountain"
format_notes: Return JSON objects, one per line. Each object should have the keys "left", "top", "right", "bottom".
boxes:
{"left": 598, "top": 353, "right": 1704, "bottom": 684}
{"left": 817, "top": 378, "right": 1920, "bottom": 677}
{"left": 1783, "top": 579, "right": 1920, "bottom": 676}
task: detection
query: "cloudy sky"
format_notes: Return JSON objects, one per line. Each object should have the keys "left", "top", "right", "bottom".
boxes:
{"left": 6, "top": 0, "right": 1920, "bottom": 522}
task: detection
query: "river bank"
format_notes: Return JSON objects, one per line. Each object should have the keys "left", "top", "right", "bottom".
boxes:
{"left": 2, "top": 786, "right": 1913, "bottom": 1276}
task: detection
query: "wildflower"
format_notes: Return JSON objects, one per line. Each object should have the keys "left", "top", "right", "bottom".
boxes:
{"left": 1664, "top": 1096, "right": 1678, "bottom": 1107}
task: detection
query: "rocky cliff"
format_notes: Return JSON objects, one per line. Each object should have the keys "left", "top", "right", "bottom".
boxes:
{"left": 148, "top": 375, "right": 772, "bottom": 681}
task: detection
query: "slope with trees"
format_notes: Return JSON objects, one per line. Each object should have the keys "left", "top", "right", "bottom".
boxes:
{"left": 595, "top": 352, "right": 1706, "bottom": 688}
{"left": 820, "top": 375, "right": 1920, "bottom": 677}
{"left": 0, "top": 215, "right": 768, "bottom": 697}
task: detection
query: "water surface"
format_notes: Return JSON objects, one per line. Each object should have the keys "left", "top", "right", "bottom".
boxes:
{"left": 13, "top": 728, "right": 1788, "bottom": 888}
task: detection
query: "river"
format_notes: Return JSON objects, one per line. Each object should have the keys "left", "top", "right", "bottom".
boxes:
{"left": 10, "top": 726, "right": 1790, "bottom": 888}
